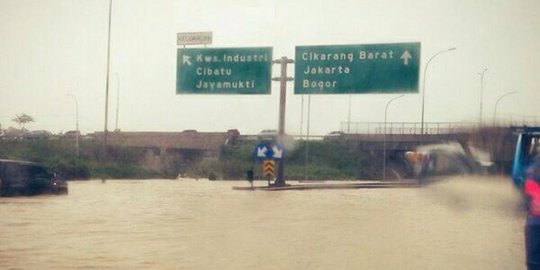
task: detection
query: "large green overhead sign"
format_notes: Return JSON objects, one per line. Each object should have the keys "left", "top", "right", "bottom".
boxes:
{"left": 176, "top": 47, "right": 272, "bottom": 94}
{"left": 294, "top": 42, "right": 421, "bottom": 94}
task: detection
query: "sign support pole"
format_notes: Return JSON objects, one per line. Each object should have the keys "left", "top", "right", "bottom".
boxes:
{"left": 272, "top": 56, "right": 294, "bottom": 186}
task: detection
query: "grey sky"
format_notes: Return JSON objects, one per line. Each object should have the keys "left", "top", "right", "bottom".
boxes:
{"left": 1, "top": 0, "right": 539, "bottom": 135}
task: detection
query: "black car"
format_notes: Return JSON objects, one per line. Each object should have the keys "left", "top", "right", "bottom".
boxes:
{"left": 0, "top": 159, "right": 67, "bottom": 196}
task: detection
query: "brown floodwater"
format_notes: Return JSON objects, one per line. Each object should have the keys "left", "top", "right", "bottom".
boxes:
{"left": 0, "top": 176, "right": 527, "bottom": 269}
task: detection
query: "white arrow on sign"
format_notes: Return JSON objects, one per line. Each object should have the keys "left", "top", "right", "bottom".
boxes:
{"left": 272, "top": 145, "right": 283, "bottom": 159}
{"left": 257, "top": 146, "right": 268, "bottom": 158}
{"left": 400, "top": 50, "right": 412, "bottom": 65}
{"left": 182, "top": 55, "right": 192, "bottom": 66}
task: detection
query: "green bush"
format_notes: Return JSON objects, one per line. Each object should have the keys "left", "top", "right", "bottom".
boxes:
{"left": 0, "top": 138, "right": 382, "bottom": 180}
{"left": 216, "top": 140, "right": 377, "bottom": 180}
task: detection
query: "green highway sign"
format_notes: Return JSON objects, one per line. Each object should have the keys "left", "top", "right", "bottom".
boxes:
{"left": 176, "top": 47, "right": 272, "bottom": 94}
{"left": 294, "top": 42, "right": 421, "bottom": 94}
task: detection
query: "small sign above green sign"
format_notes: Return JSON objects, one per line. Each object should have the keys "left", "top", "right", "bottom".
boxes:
{"left": 294, "top": 42, "right": 421, "bottom": 94}
{"left": 176, "top": 47, "right": 272, "bottom": 94}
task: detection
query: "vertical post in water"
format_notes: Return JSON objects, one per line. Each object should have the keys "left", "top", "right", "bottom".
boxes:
{"left": 273, "top": 56, "right": 294, "bottom": 186}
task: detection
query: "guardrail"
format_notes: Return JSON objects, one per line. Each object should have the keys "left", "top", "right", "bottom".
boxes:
{"left": 340, "top": 120, "right": 540, "bottom": 135}
{"left": 341, "top": 122, "right": 479, "bottom": 135}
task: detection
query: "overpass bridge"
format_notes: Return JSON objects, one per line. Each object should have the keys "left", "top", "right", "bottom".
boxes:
{"left": 92, "top": 131, "right": 236, "bottom": 173}
{"left": 340, "top": 121, "right": 480, "bottom": 136}
{"left": 337, "top": 133, "right": 473, "bottom": 152}
{"left": 97, "top": 131, "right": 232, "bottom": 153}
{"left": 89, "top": 124, "right": 516, "bottom": 177}
{"left": 292, "top": 121, "right": 480, "bottom": 152}
{"left": 92, "top": 123, "right": 478, "bottom": 157}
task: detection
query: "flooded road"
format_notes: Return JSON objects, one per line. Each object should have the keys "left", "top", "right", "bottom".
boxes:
{"left": 0, "top": 176, "right": 526, "bottom": 269}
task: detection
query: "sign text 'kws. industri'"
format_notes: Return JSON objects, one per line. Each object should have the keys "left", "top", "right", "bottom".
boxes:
{"left": 176, "top": 47, "right": 272, "bottom": 94}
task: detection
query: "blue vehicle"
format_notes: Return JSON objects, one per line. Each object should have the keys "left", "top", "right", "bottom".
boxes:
{"left": 511, "top": 126, "right": 540, "bottom": 189}
{"left": 511, "top": 127, "right": 540, "bottom": 270}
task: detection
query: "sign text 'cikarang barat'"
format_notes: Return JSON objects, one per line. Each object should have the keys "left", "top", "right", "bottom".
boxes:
{"left": 295, "top": 42, "right": 420, "bottom": 94}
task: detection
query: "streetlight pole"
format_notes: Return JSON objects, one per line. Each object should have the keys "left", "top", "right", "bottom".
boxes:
{"left": 420, "top": 47, "right": 456, "bottom": 141}
{"left": 347, "top": 94, "right": 352, "bottom": 133}
{"left": 478, "top": 68, "right": 488, "bottom": 127}
{"left": 383, "top": 94, "right": 404, "bottom": 180}
{"left": 67, "top": 94, "right": 80, "bottom": 157}
{"left": 300, "top": 95, "right": 304, "bottom": 139}
{"left": 115, "top": 73, "right": 120, "bottom": 131}
{"left": 304, "top": 94, "right": 311, "bottom": 181}
{"left": 493, "top": 91, "right": 518, "bottom": 126}
{"left": 103, "top": 0, "right": 113, "bottom": 160}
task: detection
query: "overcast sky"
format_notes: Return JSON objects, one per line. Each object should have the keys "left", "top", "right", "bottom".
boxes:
{"left": 1, "top": 0, "right": 539, "bottom": 135}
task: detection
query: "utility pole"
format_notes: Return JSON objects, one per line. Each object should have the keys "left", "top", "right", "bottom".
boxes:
{"left": 272, "top": 56, "right": 294, "bottom": 187}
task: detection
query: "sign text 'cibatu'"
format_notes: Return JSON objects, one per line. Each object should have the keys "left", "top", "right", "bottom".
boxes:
{"left": 176, "top": 47, "right": 272, "bottom": 94}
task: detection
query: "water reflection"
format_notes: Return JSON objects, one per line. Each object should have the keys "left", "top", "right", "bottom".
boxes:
{"left": 0, "top": 177, "right": 526, "bottom": 270}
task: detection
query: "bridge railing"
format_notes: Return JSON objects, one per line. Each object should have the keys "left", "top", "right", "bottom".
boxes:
{"left": 342, "top": 119, "right": 540, "bottom": 135}
{"left": 341, "top": 122, "right": 480, "bottom": 135}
